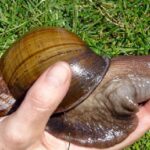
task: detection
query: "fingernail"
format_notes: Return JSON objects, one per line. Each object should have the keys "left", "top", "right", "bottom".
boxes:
{"left": 46, "top": 62, "right": 70, "bottom": 88}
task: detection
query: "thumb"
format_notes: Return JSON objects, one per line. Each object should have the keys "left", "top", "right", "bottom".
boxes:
{"left": 6, "top": 62, "right": 71, "bottom": 138}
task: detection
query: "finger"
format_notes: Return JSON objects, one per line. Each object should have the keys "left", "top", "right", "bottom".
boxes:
{"left": 9, "top": 62, "right": 71, "bottom": 136}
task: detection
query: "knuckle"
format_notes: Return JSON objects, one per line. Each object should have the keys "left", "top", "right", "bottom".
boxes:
{"left": 29, "top": 94, "right": 49, "bottom": 110}
{"left": 3, "top": 123, "right": 30, "bottom": 146}
{"left": 4, "top": 129, "right": 25, "bottom": 145}
{"left": 27, "top": 91, "right": 52, "bottom": 111}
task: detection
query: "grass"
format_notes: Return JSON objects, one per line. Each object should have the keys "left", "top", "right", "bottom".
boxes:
{"left": 0, "top": 0, "right": 150, "bottom": 149}
{"left": 125, "top": 131, "right": 150, "bottom": 150}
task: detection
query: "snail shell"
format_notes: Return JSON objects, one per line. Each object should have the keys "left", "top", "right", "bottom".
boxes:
{"left": 0, "top": 28, "right": 109, "bottom": 114}
{"left": 0, "top": 27, "right": 149, "bottom": 148}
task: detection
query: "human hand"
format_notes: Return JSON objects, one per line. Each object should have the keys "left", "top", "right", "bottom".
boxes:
{"left": 0, "top": 62, "right": 149, "bottom": 150}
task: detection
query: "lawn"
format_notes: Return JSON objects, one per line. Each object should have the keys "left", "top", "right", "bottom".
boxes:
{"left": 0, "top": 0, "right": 150, "bottom": 149}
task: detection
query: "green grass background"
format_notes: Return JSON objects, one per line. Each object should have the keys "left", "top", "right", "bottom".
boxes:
{"left": 0, "top": 0, "right": 149, "bottom": 149}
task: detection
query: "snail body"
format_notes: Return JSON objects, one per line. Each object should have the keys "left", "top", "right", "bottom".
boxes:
{"left": 0, "top": 27, "right": 149, "bottom": 148}
{"left": 48, "top": 55, "right": 150, "bottom": 148}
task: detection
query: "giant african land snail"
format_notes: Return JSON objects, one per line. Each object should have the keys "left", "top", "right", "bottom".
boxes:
{"left": 0, "top": 27, "right": 149, "bottom": 148}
